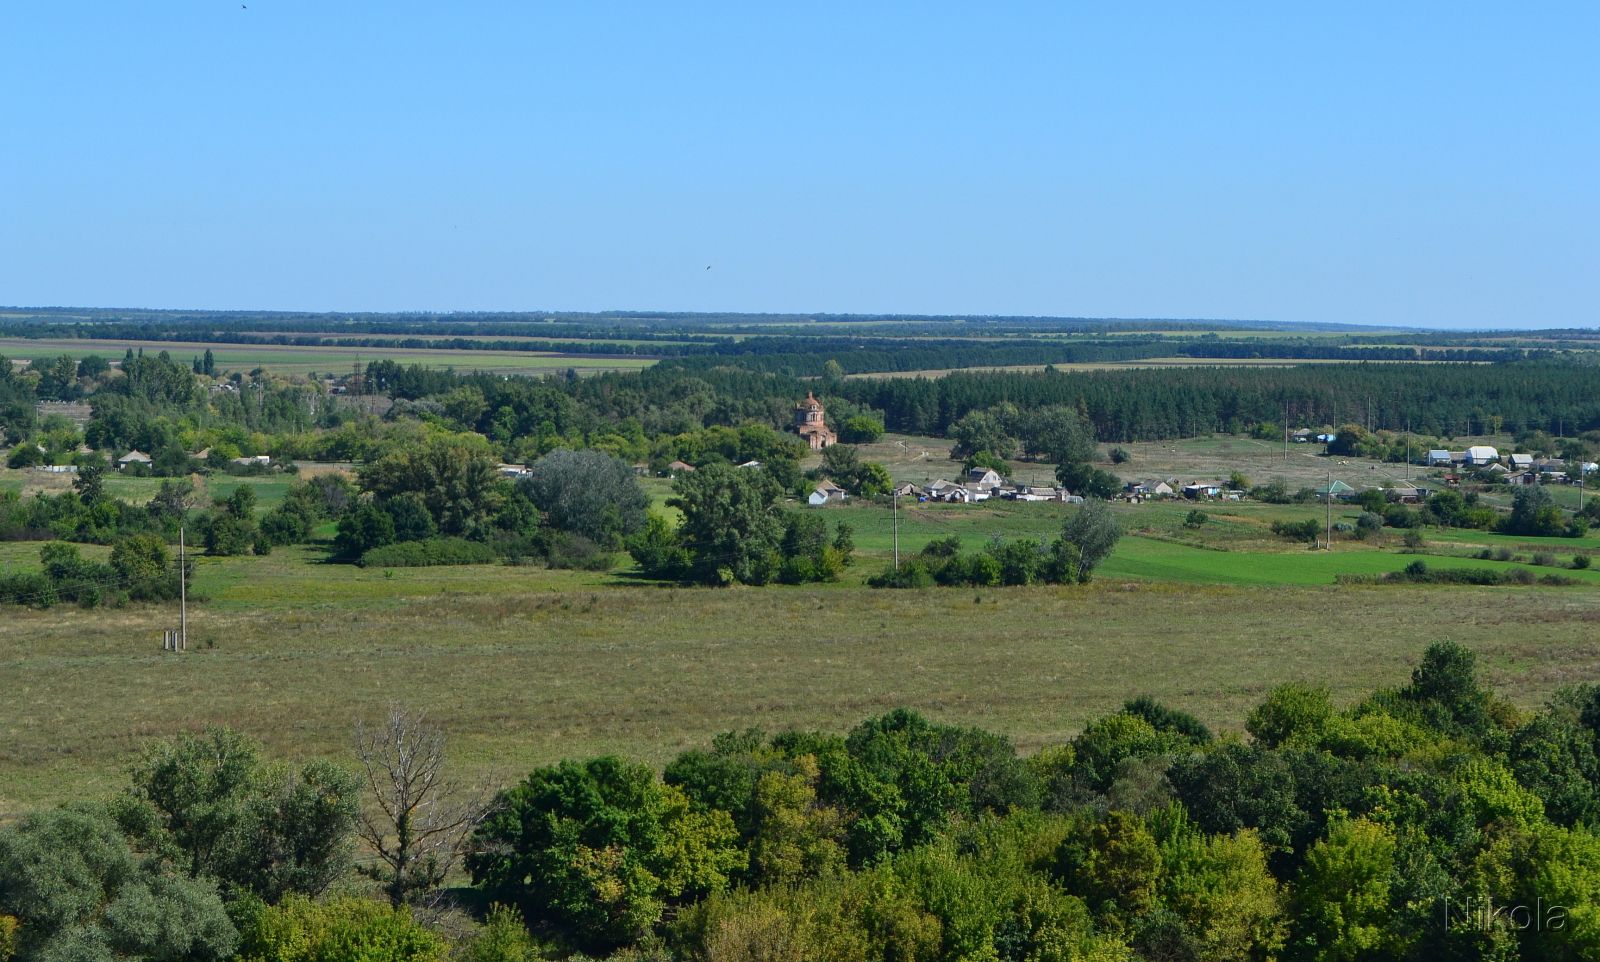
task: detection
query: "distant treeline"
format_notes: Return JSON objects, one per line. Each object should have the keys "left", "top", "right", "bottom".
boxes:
{"left": 830, "top": 362, "right": 1600, "bottom": 440}
{"left": 661, "top": 336, "right": 1527, "bottom": 377}
{"left": 353, "top": 358, "right": 1600, "bottom": 444}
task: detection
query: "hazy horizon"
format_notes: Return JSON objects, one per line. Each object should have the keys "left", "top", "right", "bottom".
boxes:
{"left": 3, "top": 3, "right": 1596, "bottom": 328}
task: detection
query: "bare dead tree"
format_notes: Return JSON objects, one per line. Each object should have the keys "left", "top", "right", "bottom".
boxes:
{"left": 353, "top": 705, "right": 493, "bottom": 908}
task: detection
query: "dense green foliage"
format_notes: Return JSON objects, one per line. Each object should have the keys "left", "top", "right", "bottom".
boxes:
{"left": 7, "top": 644, "right": 1600, "bottom": 959}
{"left": 628, "top": 464, "right": 853, "bottom": 584}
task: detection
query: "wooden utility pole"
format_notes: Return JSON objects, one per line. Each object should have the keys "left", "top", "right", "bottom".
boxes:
{"left": 892, "top": 489, "right": 900, "bottom": 571}
{"left": 1325, "top": 467, "right": 1333, "bottom": 550}
{"left": 179, "top": 525, "right": 187, "bottom": 651}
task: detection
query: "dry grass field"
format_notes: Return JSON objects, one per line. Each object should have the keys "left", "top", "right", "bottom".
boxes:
{"left": 0, "top": 336, "right": 657, "bottom": 376}
{"left": 6, "top": 543, "right": 1600, "bottom": 817}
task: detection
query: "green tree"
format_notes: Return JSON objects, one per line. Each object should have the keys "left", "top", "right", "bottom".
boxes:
{"left": 838, "top": 415, "right": 885, "bottom": 444}
{"left": 668, "top": 463, "right": 786, "bottom": 584}
{"left": 746, "top": 755, "right": 847, "bottom": 885}
{"left": 1503, "top": 484, "right": 1567, "bottom": 537}
{"left": 358, "top": 433, "right": 501, "bottom": 537}
{"left": 1247, "top": 683, "right": 1334, "bottom": 748}
{"left": 1156, "top": 818, "right": 1286, "bottom": 962}
{"left": 71, "top": 462, "right": 105, "bottom": 504}
{"left": 948, "top": 409, "right": 1018, "bottom": 460}
{"left": 335, "top": 502, "right": 398, "bottom": 560}
{"left": 120, "top": 727, "right": 360, "bottom": 903}
{"left": 1060, "top": 499, "right": 1122, "bottom": 582}
{"left": 521, "top": 448, "right": 647, "bottom": 545}
{"left": 1288, "top": 818, "right": 1402, "bottom": 962}
{"left": 467, "top": 756, "right": 743, "bottom": 954}
{"left": 0, "top": 805, "right": 238, "bottom": 962}
{"left": 1056, "top": 460, "right": 1122, "bottom": 499}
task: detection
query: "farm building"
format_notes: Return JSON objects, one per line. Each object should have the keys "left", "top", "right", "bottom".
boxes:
{"left": 1182, "top": 481, "right": 1223, "bottom": 500}
{"left": 892, "top": 482, "right": 923, "bottom": 499}
{"left": 666, "top": 460, "right": 696, "bottom": 476}
{"left": 1464, "top": 446, "right": 1501, "bottom": 466}
{"left": 1427, "top": 449, "right": 1452, "bottom": 466}
{"left": 1291, "top": 429, "right": 1314, "bottom": 443}
{"left": 1508, "top": 453, "right": 1534, "bottom": 470}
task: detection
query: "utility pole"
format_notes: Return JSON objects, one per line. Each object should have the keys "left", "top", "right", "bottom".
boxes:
{"left": 892, "top": 489, "right": 900, "bottom": 571}
{"left": 179, "top": 525, "right": 187, "bottom": 651}
{"left": 1406, "top": 416, "right": 1411, "bottom": 483}
{"left": 1325, "top": 467, "right": 1333, "bottom": 550}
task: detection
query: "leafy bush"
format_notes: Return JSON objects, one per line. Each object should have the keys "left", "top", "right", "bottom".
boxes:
{"left": 1270, "top": 518, "right": 1320, "bottom": 543}
{"left": 358, "top": 537, "right": 499, "bottom": 568}
{"left": 236, "top": 895, "right": 445, "bottom": 962}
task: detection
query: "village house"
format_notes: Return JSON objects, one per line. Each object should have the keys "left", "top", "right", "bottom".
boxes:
{"left": 1508, "top": 453, "right": 1534, "bottom": 471}
{"left": 1314, "top": 479, "right": 1355, "bottom": 501}
{"left": 666, "top": 459, "right": 696, "bottom": 476}
{"left": 497, "top": 463, "right": 531, "bottom": 479}
{"left": 1387, "top": 484, "right": 1426, "bottom": 504}
{"left": 1464, "top": 445, "right": 1501, "bottom": 466}
{"left": 1427, "top": 449, "right": 1453, "bottom": 466}
{"left": 1125, "top": 479, "right": 1174, "bottom": 499}
{"left": 116, "top": 449, "right": 152, "bottom": 471}
{"left": 1008, "top": 484, "right": 1060, "bottom": 502}
{"left": 1291, "top": 429, "right": 1314, "bottom": 443}
{"left": 965, "top": 467, "right": 1003, "bottom": 489}
{"left": 1182, "top": 481, "right": 1223, "bottom": 500}
{"left": 892, "top": 481, "right": 924, "bottom": 499}
{"left": 793, "top": 392, "right": 837, "bottom": 450}
{"left": 232, "top": 454, "right": 272, "bottom": 468}
{"left": 808, "top": 480, "right": 847, "bottom": 506}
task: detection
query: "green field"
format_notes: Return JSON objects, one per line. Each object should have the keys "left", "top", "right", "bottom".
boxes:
{"left": 0, "top": 336, "right": 658, "bottom": 376}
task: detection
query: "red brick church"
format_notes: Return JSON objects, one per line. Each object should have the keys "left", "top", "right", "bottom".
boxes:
{"left": 794, "top": 391, "right": 837, "bottom": 449}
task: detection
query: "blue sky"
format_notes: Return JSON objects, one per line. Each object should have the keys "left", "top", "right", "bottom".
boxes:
{"left": 2, "top": 3, "right": 1595, "bottom": 328}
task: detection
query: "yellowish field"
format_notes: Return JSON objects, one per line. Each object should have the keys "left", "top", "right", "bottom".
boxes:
{"left": 844, "top": 357, "right": 1464, "bottom": 379}
{"left": 0, "top": 337, "right": 657, "bottom": 376}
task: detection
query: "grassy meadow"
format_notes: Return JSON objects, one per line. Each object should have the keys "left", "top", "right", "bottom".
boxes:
{"left": 7, "top": 473, "right": 1600, "bottom": 816}
{"left": 4, "top": 433, "right": 1598, "bottom": 816}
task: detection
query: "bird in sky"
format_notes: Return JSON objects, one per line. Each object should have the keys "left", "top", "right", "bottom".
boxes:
{"left": 705, "top": 265, "right": 711, "bottom": 270}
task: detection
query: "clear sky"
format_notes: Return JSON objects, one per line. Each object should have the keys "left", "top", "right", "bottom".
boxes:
{"left": 2, "top": 3, "right": 1595, "bottom": 328}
